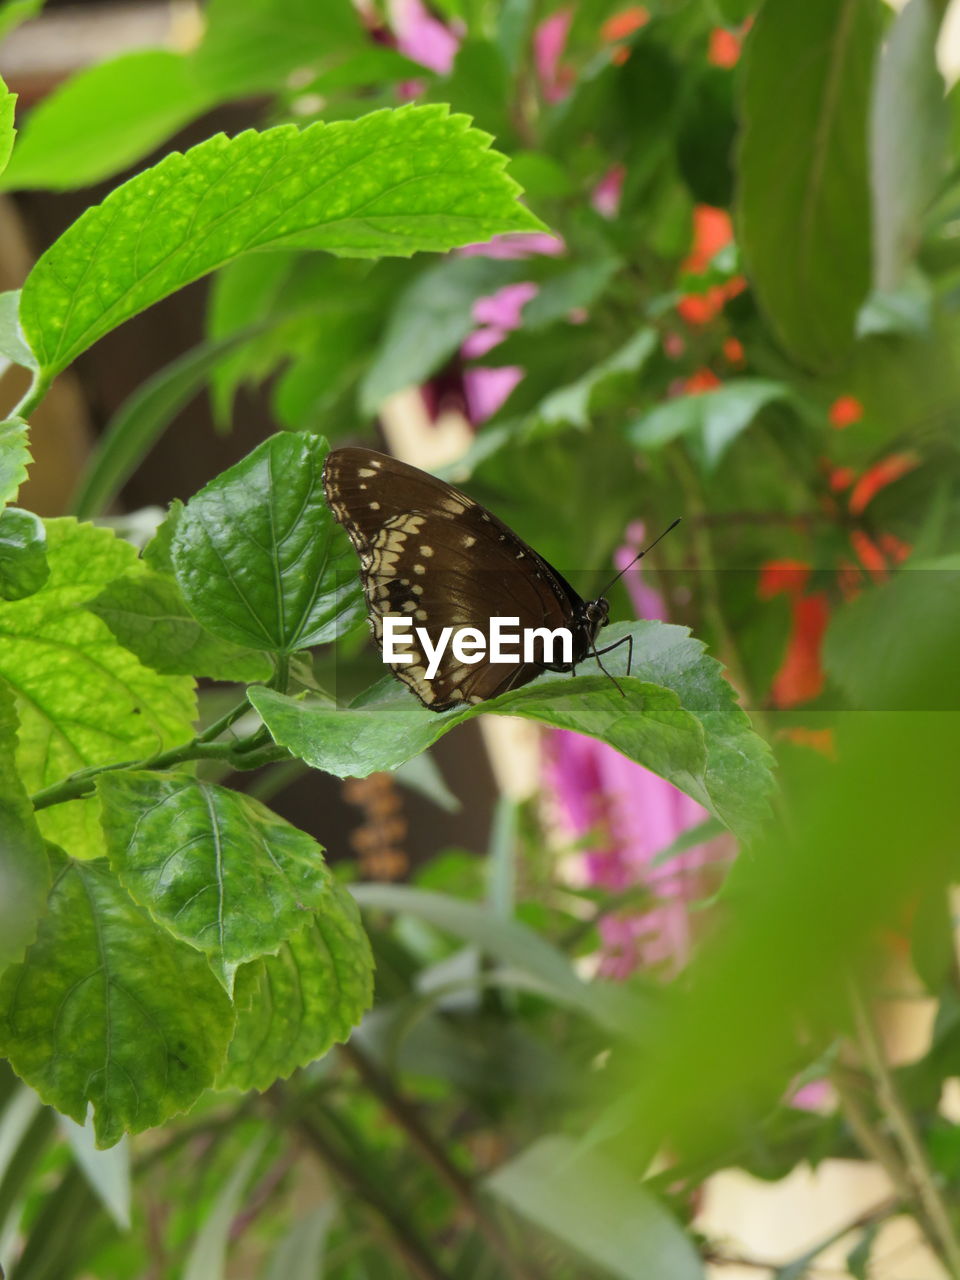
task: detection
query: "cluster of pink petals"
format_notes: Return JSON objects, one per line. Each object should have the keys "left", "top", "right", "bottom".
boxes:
{"left": 390, "top": 0, "right": 459, "bottom": 74}
{"left": 544, "top": 525, "right": 731, "bottom": 979}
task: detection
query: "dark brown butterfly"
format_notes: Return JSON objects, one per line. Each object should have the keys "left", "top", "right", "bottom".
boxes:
{"left": 322, "top": 446, "right": 677, "bottom": 712}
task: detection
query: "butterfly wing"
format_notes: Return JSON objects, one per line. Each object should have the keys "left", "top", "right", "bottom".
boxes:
{"left": 322, "top": 448, "right": 588, "bottom": 710}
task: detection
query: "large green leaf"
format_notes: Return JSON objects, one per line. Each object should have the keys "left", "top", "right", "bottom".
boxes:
{"left": 171, "top": 432, "right": 361, "bottom": 655}
{"left": 629, "top": 380, "right": 795, "bottom": 468}
{"left": 0, "top": 507, "right": 49, "bottom": 601}
{"left": 360, "top": 255, "right": 520, "bottom": 413}
{"left": 87, "top": 567, "right": 271, "bottom": 684}
{"left": 538, "top": 329, "right": 658, "bottom": 429}
{"left": 0, "top": 52, "right": 213, "bottom": 193}
{"left": 738, "top": 0, "right": 881, "bottom": 369}
{"left": 19, "top": 105, "right": 544, "bottom": 379}
{"left": 0, "top": 74, "right": 15, "bottom": 180}
{"left": 219, "top": 889, "right": 374, "bottom": 1091}
{"left": 0, "top": 682, "right": 49, "bottom": 970}
{"left": 486, "top": 1135, "right": 704, "bottom": 1280}
{"left": 251, "top": 620, "right": 775, "bottom": 841}
{"left": 0, "top": 850, "right": 235, "bottom": 1148}
{"left": 0, "top": 418, "right": 31, "bottom": 508}
{"left": 870, "top": 0, "right": 949, "bottom": 292}
{"left": 0, "top": 520, "right": 196, "bottom": 857}
{"left": 98, "top": 771, "right": 343, "bottom": 992}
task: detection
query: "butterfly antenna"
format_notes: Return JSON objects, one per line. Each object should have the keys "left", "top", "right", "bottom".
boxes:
{"left": 597, "top": 518, "right": 682, "bottom": 598}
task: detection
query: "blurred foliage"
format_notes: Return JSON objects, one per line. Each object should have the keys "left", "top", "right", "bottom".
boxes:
{"left": 1, "top": 0, "right": 960, "bottom": 1277}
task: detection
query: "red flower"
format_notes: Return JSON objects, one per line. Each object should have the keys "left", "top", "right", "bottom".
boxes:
{"left": 771, "top": 594, "right": 830, "bottom": 707}
{"left": 828, "top": 395, "right": 864, "bottom": 429}
{"left": 758, "top": 559, "right": 810, "bottom": 600}
{"left": 683, "top": 367, "right": 722, "bottom": 395}
{"left": 709, "top": 27, "right": 742, "bottom": 68}
{"left": 848, "top": 452, "right": 919, "bottom": 515}
{"left": 677, "top": 206, "right": 746, "bottom": 326}
{"left": 723, "top": 336, "right": 744, "bottom": 364}
{"left": 601, "top": 6, "right": 650, "bottom": 40}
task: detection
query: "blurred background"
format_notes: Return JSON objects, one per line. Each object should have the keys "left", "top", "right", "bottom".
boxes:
{"left": 2, "top": 1, "right": 960, "bottom": 1277}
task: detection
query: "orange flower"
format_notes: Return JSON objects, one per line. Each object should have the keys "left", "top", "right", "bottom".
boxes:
{"left": 771, "top": 594, "right": 830, "bottom": 707}
{"left": 779, "top": 727, "right": 836, "bottom": 759}
{"left": 684, "top": 205, "right": 734, "bottom": 273}
{"left": 709, "top": 27, "right": 742, "bottom": 68}
{"left": 829, "top": 466, "right": 856, "bottom": 492}
{"left": 848, "top": 452, "right": 919, "bottom": 515}
{"left": 849, "top": 529, "right": 888, "bottom": 576}
{"left": 758, "top": 559, "right": 810, "bottom": 600}
{"left": 601, "top": 6, "right": 650, "bottom": 41}
{"left": 683, "top": 367, "right": 721, "bottom": 395}
{"left": 828, "top": 395, "right": 864, "bottom": 428}
{"left": 723, "top": 336, "right": 744, "bottom": 364}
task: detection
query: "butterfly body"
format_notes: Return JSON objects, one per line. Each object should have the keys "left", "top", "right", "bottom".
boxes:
{"left": 322, "top": 447, "right": 615, "bottom": 712}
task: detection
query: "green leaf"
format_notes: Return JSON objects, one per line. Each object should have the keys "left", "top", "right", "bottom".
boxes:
{"left": 262, "top": 1207, "right": 335, "bottom": 1280}
{"left": 71, "top": 327, "right": 269, "bottom": 520}
{"left": 98, "top": 771, "right": 345, "bottom": 992}
{"left": 0, "top": 290, "right": 37, "bottom": 372}
{"left": 0, "top": 51, "right": 213, "bottom": 193}
{"left": 59, "top": 1113, "right": 131, "bottom": 1229}
{"left": 0, "top": 850, "right": 235, "bottom": 1147}
{"left": 870, "top": 0, "right": 949, "bottom": 292}
{"left": 193, "top": 0, "right": 363, "bottom": 97}
{"left": 823, "top": 556, "right": 960, "bottom": 710}
{"left": 486, "top": 1135, "right": 704, "bottom": 1280}
{"left": 714, "top": 0, "right": 754, "bottom": 23}
{"left": 219, "top": 888, "right": 373, "bottom": 1091}
{"left": 0, "top": 417, "right": 30, "bottom": 509}
{"left": 2, "top": 520, "right": 196, "bottom": 858}
{"left": 629, "top": 379, "right": 794, "bottom": 467}
{"left": 0, "top": 74, "right": 15, "bottom": 180}
{"left": 171, "top": 432, "right": 361, "bottom": 655}
{"left": 738, "top": 0, "right": 881, "bottom": 369}
{"left": 87, "top": 568, "right": 272, "bottom": 683}
{"left": 0, "top": 507, "right": 49, "bottom": 600}
{"left": 0, "top": 681, "right": 49, "bottom": 969}
{"left": 360, "top": 255, "right": 520, "bottom": 413}
{"left": 350, "top": 884, "right": 641, "bottom": 1035}
{"left": 251, "top": 620, "right": 775, "bottom": 842}
{"left": 19, "top": 104, "right": 545, "bottom": 379}
{"left": 181, "top": 1134, "right": 268, "bottom": 1280}
{"left": 539, "top": 329, "right": 657, "bottom": 428}
{"left": 0, "top": 0, "right": 45, "bottom": 43}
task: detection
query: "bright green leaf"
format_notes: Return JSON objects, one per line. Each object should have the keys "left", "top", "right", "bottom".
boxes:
{"left": 219, "top": 888, "right": 374, "bottom": 1091}
{"left": 738, "top": 0, "right": 881, "bottom": 369}
{"left": 251, "top": 620, "right": 775, "bottom": 841}
{"left": 181, "top": 1135, "right": 269, "bottom": 1280}
{"left": 71, "top": 327, "right": 270, "bottom": 520}
{"left": 0, "top": 850, "right": 235, "bottom": 1148}
{"left": 2, "top": 520, "right": 196, "bottom": 857}
{"left": 539, "top": 329, "right": 657, "bottom": 428}
{"left": 360, "top": 256, "right": 520, "bottom": 413}
{"left": 99, "top": 770, "right": 345, "bottom": 991}
{"left": 0, "top": 681, "right": 49, "bottom": 969}
{"left": 20, "top": 105, "right": 545, "bottom": 379}
{"left": 0, "top": 74, "right": 15, "bottom": 180}
{"left": 629, "top": 379, "right": 794, "bottom": 467}
{"left": 0, "top": 51, "right": 213, "bottom": 194}
{"left": 870, "top": 0, "right": 949, "bottom": 292}
{"left": 171, "top": 432, "right": 361, "bottom": 654}
{"left": 0, "top": 419, "right": 31, "bottom": 509}
{"left": 0, "top": 0, "right": 45, "bottom": 43}
{"left": 0, "top": 507, "right": 48, "bottom": 600}
{"left": 486, "top": 1135, "right": 704, "bottom": 1280}
{"left": 0, "top": 291, "right": 37, "bottom": 373}
{"left": 87, "top": 568, "right": 272, "bottom": 683}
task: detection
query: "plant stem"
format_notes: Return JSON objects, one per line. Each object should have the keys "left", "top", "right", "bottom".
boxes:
{"left": 11, "top": 370, "right": 51, "bottom": 422}
{"left": 276, "top": 1095, "right": 453, "bottom": 1280}
{"left": 340, "top": 1041, "right": 542, "bottom": 1280}
{"left": 849, "top": 981, "right": 960, "bottom": 1276}
{"left": 30, "top": 696, "right": 279, "bottom": 811}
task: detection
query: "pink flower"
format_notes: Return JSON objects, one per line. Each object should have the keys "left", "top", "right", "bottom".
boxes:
{"left": 390, "top": 0, "right": 459, "bottom": 74}
{"left": 535, "top": 8, "right": 574, "bottom": 102}
{"left": 459, "top": 233, "right": 565, "bottom": 260}
{"left": 592, "top": 166, "right": 625, "bottom": 218}
{"left": 543, "top": 525, "right": 732, "bottom": 977}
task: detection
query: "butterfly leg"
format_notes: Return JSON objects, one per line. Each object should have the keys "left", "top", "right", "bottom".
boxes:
{"left": 590, "top": 632, "right": 635, "bottom": 695}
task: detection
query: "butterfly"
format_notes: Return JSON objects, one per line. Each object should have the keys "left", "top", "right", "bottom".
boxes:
{"left": 322, "top": 446, "right": 678, "bottom": 713}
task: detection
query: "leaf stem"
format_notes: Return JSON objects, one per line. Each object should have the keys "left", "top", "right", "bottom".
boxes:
{"left": 11, "top": 369, "right": 50, "bottom": 421}
{"left": 849, "top": 980, "right": 960, "bottom": 1276}
{"left": 340, "top": 1041, "right": 543, "bottom": 1280}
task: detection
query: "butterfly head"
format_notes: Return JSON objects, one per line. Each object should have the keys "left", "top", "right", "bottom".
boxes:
{"left": 583, "top": 596, "right": 610, "bottom": 641}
